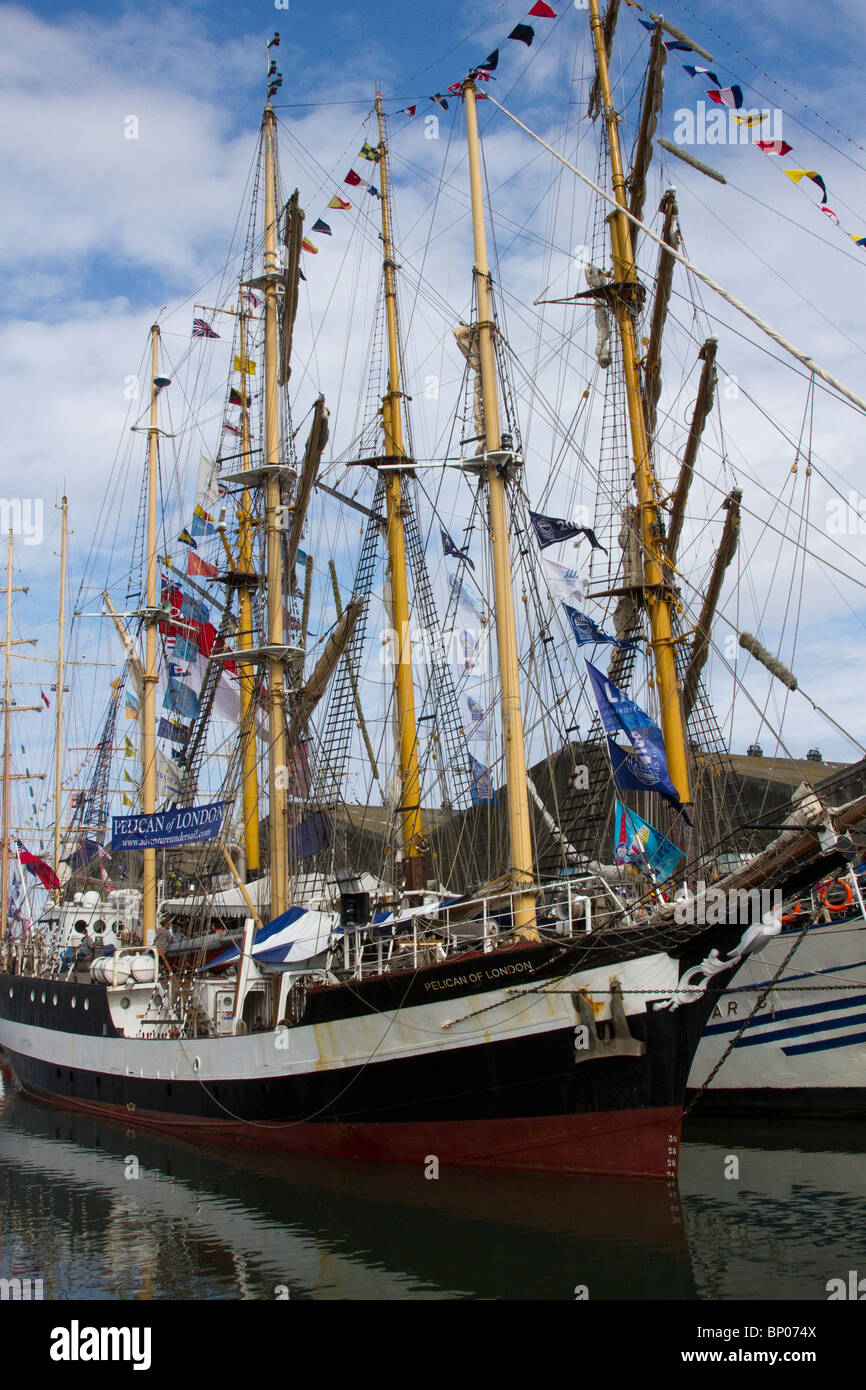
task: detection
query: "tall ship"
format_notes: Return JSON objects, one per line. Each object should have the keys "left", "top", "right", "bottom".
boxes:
{"left": 2, "top": 7, "right": 864, "bottom": 1178}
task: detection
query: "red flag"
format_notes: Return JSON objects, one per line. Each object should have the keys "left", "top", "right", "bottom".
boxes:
{"left": 756, "top": 140, "right": 793, "bottom": 156}
{"left": 187, "top": 552, "right": 218, "bottom": 580}
{"left": 40, "top": 689, "right": 50, "bottom": 708}
{"left": 344, "top": 169, "right": 362, "bottom": 186}
{"left": 528, "top": 1, "right": 556, "bottom": 15}
{"left": 17, "top": 840, "right": 61, "bottom": 891}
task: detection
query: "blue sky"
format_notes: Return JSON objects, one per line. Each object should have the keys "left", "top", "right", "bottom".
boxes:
{"left": 3, "top": 0, "right": 866, "bottom": 845}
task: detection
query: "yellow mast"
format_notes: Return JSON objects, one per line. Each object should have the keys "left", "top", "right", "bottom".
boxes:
{"left": 462, "top": 78, "right": 536, "bottom": 933}
{"left": 262, "top": 97, "right": 289, "bottom": 919}
{"left": 235, "top": 299, "right": 260, "bottom": 876}
{"left": 374, "top": 93, "right": 426, "bottom": 894}
{"left": 141, "top": 325, "right": 160, "bottom": 945}
{"left": 587, "top": 0, "right": 691, "bottom": 806}
{"left": 53, "top": 496, "right": 67, "bottom": 896}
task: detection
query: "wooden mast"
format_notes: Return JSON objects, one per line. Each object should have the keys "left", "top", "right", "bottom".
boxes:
{"left": 141, "top": 325, "right": 160, "bottom": 946}
{"left": 53, "top": 496, "right": 67, "bottom": 896}
{"left": 262, "top": 94, "right": 289, "bottom": 920}
{"left": 374, "top": 92, "right": 426, "bottom": 894}
{"left": 462, "top": 77, "right": 536, "bottom": 933}
{"left": 1, "top": 531, "right": 12, "bottom": 938}
{"left": 587, "top": 0, "right": 691, "bottom": 807}
{"left": 236, "top": 297, "right": 260, "bottom": 877}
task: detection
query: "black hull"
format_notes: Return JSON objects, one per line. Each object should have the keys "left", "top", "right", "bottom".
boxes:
{"left": 0, "top": 931, "right": 744, "bottom": 1176}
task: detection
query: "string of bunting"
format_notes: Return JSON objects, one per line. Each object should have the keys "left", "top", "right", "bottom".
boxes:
{"left": 262, "top": 2, "right": 564, "bottom": 273}
{"left": 626, "top": 1, "right": 866, "bottom": 251}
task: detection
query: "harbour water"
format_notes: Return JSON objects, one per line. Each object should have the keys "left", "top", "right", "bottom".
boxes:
{"left": 1, "top": 1075, "right": 864, "bottom": 1301}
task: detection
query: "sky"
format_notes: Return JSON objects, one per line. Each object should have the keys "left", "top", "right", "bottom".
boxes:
{"left": 3, "top": 0, "right": 866, "bottom": 846}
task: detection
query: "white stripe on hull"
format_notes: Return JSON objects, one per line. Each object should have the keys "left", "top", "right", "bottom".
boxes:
{"left": 0, "top": 952, "right": 677, "bottom": 1084}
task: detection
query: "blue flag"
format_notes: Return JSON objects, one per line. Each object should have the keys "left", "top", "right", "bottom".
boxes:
{"left": 441, "top": 527, "right": 475, "bottom": 570}
{"left": 585, "top": 659, "right": 689, "bottom": 817}
{"left": 529, "top": 511, "right": 607, "bottom": 551}
{"left": 564, "top": 604, "right": 637, "bottom": 650}
{"left": 470, "top": 758, "right": 496, "bottom": 806}
{"left": 614, "top": 799, "right": 684, "bottom": 883}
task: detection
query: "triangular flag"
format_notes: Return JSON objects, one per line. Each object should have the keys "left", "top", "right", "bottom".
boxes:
{"left": 124, "top": 736, "right": 135, "bottom": 757}
{"left": 328, "top": 195, "right": 351, "bottom": 210}
{"left": 849, "top": 235, "right": 866, "bottom": 249}
{"left": 528, "top": 1, "right": 556, "bottom": 16}
{"left": 312, "top": 219, "right": 331, "bottom": 235}
{"left": 431, "top": 94, "right": 449, "bottom": 109}
{"left": 706, "top": 85, "right": 744, "bottom": 109}
{"left": 682, "top": 65, "right": 721, "bottom": 85}
{"left": 756, "top": 140, "right": 793, "bottom": 156}
{"left": 480, "top": 49, "right": 499, "bottom": 71}
{"left": 821, "top": 205, "right": 840, "bottom": 225}
{"left": 398, "top": 104, "right": 417, "bottom": 117}
{"left": 785, "top": 169, "right": 828, "bottom": 203}
{"left": 301, "top": 238, "right": 318, "bottom": 253}
{"left": 508, "top": 23, "right": 534, "bottom": 45}
{"left": 177, "top": 528, "right": 197, "bottom": 549}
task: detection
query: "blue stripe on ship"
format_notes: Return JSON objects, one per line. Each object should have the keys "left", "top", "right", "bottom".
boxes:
{"left": 725, "top": 1009, "right": 866, "bottom": 1047}
{"left": 704, "top": 991, "right": 866, "bottom": 1037}
{"left": 782, "top": 1028, "right": 866, "bottom": 1057}
{"left": 729, "top": 958, "right": 866, "bottom": 992}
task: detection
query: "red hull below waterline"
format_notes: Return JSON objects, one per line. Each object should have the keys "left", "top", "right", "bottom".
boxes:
{"left": 17, "top": 1080, "right": 681, "bottom": 1178}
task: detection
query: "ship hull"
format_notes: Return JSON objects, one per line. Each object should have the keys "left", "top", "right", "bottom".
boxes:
{"left": 0, "top": 934, "right": 742, "bottom": 1178}
{"left": 688, "top": 913, "right": 866, "bottom": 1113}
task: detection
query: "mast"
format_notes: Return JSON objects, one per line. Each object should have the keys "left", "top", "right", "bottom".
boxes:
{"left": 374, "top": 92, "right": 426, "bottom": 894}
{"left": 262, "top": 90, "right": 289, "bottom": 919}
{"left": 462, "top": 77, "right": 536, "bottom": 932}
{"left": 236, "top": 296, "right": 260, "bottom": 877}
{"left": 1, "top": 532, "right": 12, "bottom": 938}
{"left": 587, "top": 0, "right": 691, "bottom": 807}
{"left": 53, "top": 496, "right": 67, "bottom": 895}
{"left": 141, "top": 325, "right": 160, "bottom": 945}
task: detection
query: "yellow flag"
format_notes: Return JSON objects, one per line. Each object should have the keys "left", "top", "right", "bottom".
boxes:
{"left": 124, "top": 736, "right": 135, "bottom": 757}
{"left": 122, "top": 793, "right": 136, "bottom": 807}
{"left": 234, "top": 355, "right": 256, "bottom": 375}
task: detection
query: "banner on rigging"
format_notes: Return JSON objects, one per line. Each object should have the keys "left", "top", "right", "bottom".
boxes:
{"left": 111, "top": 801, "right": 226, "bottom": 851}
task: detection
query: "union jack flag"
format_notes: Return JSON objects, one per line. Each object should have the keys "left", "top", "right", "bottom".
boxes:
{"left": 192, "top": 317, "right": 220, "bottom": 339}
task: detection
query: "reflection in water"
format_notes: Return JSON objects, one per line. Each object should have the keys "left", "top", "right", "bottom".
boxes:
{"left": 1, "top": 1074, "right": 863, "bottom": 1300}
{"left": 0, "top": 1079, "right": 689, "bottom": 1300}
{"left": 679, "top": 1117, "right": 866, "bottom": 1302}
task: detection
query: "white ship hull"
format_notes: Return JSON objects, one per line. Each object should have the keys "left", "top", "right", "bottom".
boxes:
{"left": 688, "top": 913, "right": 866, "bottom": 1111}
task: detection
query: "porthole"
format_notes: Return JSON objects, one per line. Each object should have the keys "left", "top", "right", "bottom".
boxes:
{"left": 30, "top": 990, "right": 35, "bottom": 1002}
{"left": 8, "top": 987, "right": 13, "bottom": 999}
{"left": 119, "top": 996, "right": 131, "bottom": 1010}
{"left": 40, "top": 992, "right": 46, "bottom": 1004}
{"left": 93, "top": 919, "right": 107, "bottom": 935}
{"left": 73, "top": 920, "right": 88, "bottom": 934}
{"left": 83, "top": 999, "right": 90, "bottom": 1011}
{"left": 70, "top": 997, "right": 77, "bottom": 1009}
{"left": 192, "top": 1056, "right": 201, "bottom": 1072}
{"left": 52, "top": 994, "right": 58, "bottom": 1006}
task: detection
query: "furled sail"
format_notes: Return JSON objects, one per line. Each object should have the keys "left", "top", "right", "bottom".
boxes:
{"left": 278, "top": 189, "right": 304, "bottom": 386}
